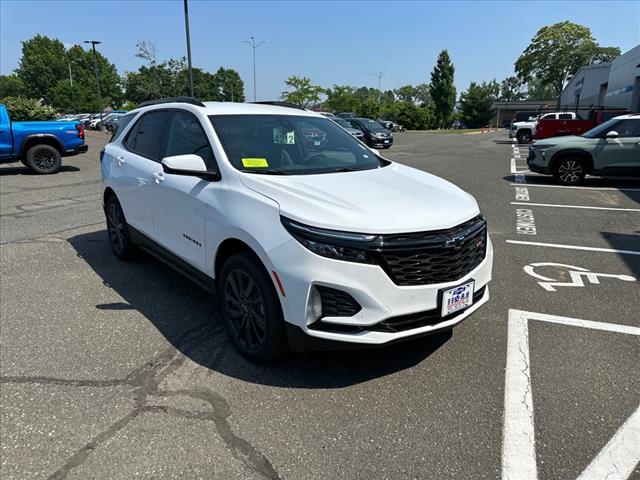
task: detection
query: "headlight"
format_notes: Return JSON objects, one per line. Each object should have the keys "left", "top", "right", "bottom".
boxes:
{"left": 281, "top": 216, "right": 380, "bottom": 263}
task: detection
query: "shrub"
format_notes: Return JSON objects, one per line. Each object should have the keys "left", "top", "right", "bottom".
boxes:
{"left": 1, "top": 96, "right": 58, "bottom": 120}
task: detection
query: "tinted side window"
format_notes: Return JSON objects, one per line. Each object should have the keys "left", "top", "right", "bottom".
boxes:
{"left": 165, "top": 111, "right": 216, "bottom": 169}
{"left": 613, "top": 119, "right": 640, "bottom": 138}
{"left": 110, "top": 112, "right": 137, "bottom": 142}
{"left": 558, "top": 113, "right": 573, "bottom": 120}
{"left": 125, "top": 110, "right": 170, "bottom": 161}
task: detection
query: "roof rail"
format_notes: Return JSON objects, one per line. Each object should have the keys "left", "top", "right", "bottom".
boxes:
{"left": 137, "top": 97, "right": 205, "bottom": 108}
{"left": 251, "top": 101, "right": 306, "bottom": 110}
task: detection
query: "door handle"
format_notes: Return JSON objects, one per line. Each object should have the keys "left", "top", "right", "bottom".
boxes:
{"left": 152, "top": 172, "right": 164, "bottom": 183}
{"left": 116, "top": 156, "right": 125, "bottom": 166}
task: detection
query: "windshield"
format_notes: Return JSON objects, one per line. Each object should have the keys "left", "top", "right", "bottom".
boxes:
{"left": 210, "top": 114, "right": 385, "bottom": 175}
{"left": 360, "top": 119, "right": 386, "bottom": 132}
{"left": 332, "top": 118, "right": 352, "bottom": 129}
{"left": 582, "top": 118, "right": 620, "bottom": 138}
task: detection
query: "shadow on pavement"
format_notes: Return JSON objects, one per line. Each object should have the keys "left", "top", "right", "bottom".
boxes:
{"left": 69, "top": 229, "right": 450, "bottom": 389}
{"left": 493, "top": 140, "right": 518, "bottom": 145}
{"left": 602, "top": 231, "right": 640, "bottom": 277}
{"left": 0, "top": 165, "right": 80, "bottom": 176}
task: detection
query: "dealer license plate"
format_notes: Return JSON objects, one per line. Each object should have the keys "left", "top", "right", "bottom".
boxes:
{"left": 441, "top": 281, "right": 474, "bottom": 317}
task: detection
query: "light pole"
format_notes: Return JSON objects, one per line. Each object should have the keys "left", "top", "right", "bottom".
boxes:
{"left": 84, "top": 40, "right": 103, "bottom": 121}
{"left": 67, "top": 57, "right": 74, "bottom": 88}
{"left": 243, "top": 36, "right": 269, "bottom": 102}
{"left": 183, "top": 0, "right": 194, "bottom": 97}
{"left": 372, "top": 71, "right": 384, "bottom": 102}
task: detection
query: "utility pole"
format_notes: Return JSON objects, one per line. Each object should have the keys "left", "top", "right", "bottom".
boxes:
{"left": 372, "top": 71, "right": 384, "bottom": 102}
{"left": 67, "top": 60, "right": 73, "bottom": 88}
{"left": 183, "top": 0, "right": 194, "bottom": 97}
{"left": 84, "top": 40, "right": 103, "bottom": 121}
{"left": 243, "top": 36, "right": 269, "bottom": 102}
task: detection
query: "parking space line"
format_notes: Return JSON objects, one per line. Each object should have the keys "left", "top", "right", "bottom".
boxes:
{"left": 577, "top": 404, "right": 640, "bottom": 480}
{"left": 509, "top": 183, "right": 640, "bottom": 192}
{"left": 506, "top": 240, "right": 640, "bottom": 256}
{"left": 503, "top": 309, "right": 640, "bottom": 480}
{"left": 511, "top": 202, "right": 640, "bottom": 212}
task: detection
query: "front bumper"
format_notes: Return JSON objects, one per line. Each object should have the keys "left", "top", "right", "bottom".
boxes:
{"left": 509, "top": 130, "right": 516, "bottom": 138}
{"left": 369, "top": 137, "right": 394, "bottom": 148}
{"left": 526, "top": 148, "right": 551, "bottom": 174}
{"left": 268, "top": 235, "right": 493, "bottom": 346}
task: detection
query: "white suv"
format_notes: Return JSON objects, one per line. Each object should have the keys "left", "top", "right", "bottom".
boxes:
{"left": 101, "top": 98, "right": 493, "bottom": 362}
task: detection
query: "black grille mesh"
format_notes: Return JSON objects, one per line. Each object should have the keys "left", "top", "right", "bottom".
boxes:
{"left": 375, "top": 216, "right": 487, "bottom": 286}
{"left": 317, "top": 286, "right": 362, "bottom": 317}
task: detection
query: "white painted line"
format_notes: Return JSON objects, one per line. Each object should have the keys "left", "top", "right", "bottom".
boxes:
{"left": 510, "top": 158, "right": 517, "bottom": 174}
{"left": 509, "top": 183, "right": 640, "bottom": 192}
{"left": 577, "top": 404, "right": 640, "bottom": 480}
{"left": 511, "top": 202, "right": 640, "bottom": 212}
{"left": 502, "top": 309, "right": 537, "bottom": 480}
{"left": 506, "top": 239, "right": 640, "bottom": 256}
{"left": 503, "top": 310, "right": 640, "bottom": 480}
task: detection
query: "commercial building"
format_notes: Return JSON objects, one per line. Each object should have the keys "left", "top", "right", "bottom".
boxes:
{"left": 560, "top": 45, "right": 640, "bottom": 113}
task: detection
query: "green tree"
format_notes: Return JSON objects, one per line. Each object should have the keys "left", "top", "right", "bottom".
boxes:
{"left": 515, "top": 21, "right": 621, "bottom": 96}
{"left": 324, "top": 85, "right": 359, "bottom": 113}
{"left": 16, "top": 34, "right": 67, "bottom": 101}
{"left": 430, "top": 50, "right": 456, "bottom": 128}
{"left": 1, "top": 96, "right": 57, "bottom": 120}
{"left": 459, "top": 80, "right": 500, "bottom": 128}
{"left": 281, "top": 76, "right": 324, "bottom": 108}
{"left": 500, "top": 76, "right": 526, "bottom": 101}
{"left": 526, "top": 77, "right": 556, "bottom": 100}
{"left": 0, "top": 75, "right": 26, "bottom": 98}
{"left": 213, "top": 67, "right": 245, "bottom": 102}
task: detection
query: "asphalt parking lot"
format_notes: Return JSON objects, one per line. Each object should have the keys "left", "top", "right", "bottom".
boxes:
{"left": 1, "top": 130, "right": 639, "bottom": 479}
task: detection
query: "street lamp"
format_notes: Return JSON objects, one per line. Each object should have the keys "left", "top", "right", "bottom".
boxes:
{"left": 372, "top": 71, "right": 384, "bottom": 102}
{"left": 243, "top": 36, "right": 269, "bottom": 102}
{"left": 183, "top": 0, "right": 194, "bottom": 97}
{"left": 84, "top": 40, "right": 103, "bottom": 121}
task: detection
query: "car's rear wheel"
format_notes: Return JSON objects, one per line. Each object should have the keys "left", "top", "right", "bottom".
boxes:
{"left": 219, "top": 253, "right": 287, "bottom": 363}
{"left": 105, "top": 195, "right": 135, "bottom": 259}
{"left": 516, "top": 131, "right": 532, "bottom": 144}
{"left": 553, "top": 157, "right": 587, "bottom": 185}
{"left": 25, "top": 144, "right": 62, "bottom": 174}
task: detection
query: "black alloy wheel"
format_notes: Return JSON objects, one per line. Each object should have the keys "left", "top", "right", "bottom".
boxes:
{"left": 224, "top": 269, "right": 267, "bottom": 352}
{"left": 25, "top": 144, "right": 62, "bottom": 174}
{"left": 105, "top": 196, "right": 134, "bottom": 259}
{"left": 554, "top": 158, "right": 586, "bottom": 186}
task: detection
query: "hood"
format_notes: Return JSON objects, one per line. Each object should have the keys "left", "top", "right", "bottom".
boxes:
{"left": 239, "top": 162, "right": 480, "bottom": 234}
{"left": 533, "top": 135, "right": 585, "bottom": 146}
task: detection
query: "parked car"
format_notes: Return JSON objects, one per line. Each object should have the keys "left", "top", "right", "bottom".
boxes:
{"left": 330, "top": 117, "right": 364, "bottom": 141}
{"left": 534, "top": 109, "right": 630, "bottom": 141}
{"left": 0, "top": 103, "right": 88, "bottom": 174}
{"left": 510, "top": 112, "right": 578, "bottom": 144}
{"left": 336, "top": 112, "right": 358, "bottom": 119}
{"left": 346, "top": 118, "right": 393, "bottom": 148}
{"left": 527, "top": 114, "right": 640, "bottom": 185}
{"left": 95, "top": 112, "right": 126, "bottom": 131}
{"left": 101, "top": 98, "right": 492, "bottom": 362}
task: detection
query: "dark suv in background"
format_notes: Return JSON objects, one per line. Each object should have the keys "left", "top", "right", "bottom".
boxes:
{"left": 346, "top": 118, "right": 393, "bottom": 148}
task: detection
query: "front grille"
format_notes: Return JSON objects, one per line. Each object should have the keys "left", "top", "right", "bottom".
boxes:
{"left": 373, "top": 215, "right": 487, "bottom": 286}
{"left": 370, "top": 286, "right": 486, "bottom": 333}
{"left": 317, "top": 286, "right": 361, "bottom": 317}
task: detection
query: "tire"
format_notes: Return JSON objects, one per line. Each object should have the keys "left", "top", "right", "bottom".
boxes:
{"left": 516, "top": 131, "right": 532, "bottom": 144}
{"left": 219, "top": 253, "right": 287, "bottom": 363}
{"left": 553, "top": 157, "right": 587, "bottom": 185}
{"left": 25, "top": 144, "right": 62, "bottom": 174}
{"left": 105, "top": 195, "right": 136, "bottom": 260}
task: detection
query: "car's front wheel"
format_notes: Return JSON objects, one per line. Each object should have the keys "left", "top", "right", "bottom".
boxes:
{"left": 553, "top": 157, "right": 587, "bottom": 185}
{"left": 219, "top": 253, "right": 287, "bottom": 363}
{"left": 105, "top": 195, "right": 135, "bottom": 259}
{"left": 516, "top": 131, "right": 532, "bottom": 144}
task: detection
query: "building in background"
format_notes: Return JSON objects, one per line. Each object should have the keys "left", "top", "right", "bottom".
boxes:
{"left": 560, "top": 45, "right": 640, "bottom": 113}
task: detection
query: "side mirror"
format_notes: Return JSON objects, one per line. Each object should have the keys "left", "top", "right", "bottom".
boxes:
{"left": 605, "top": 130, "right": 619, "bottom": 139}
{"left": 161, "top": 154, "right": 219, "bottom": 180}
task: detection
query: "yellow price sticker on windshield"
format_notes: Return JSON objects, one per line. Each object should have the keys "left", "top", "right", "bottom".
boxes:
{"left": 241, "top": 158, "right": 269, "bottom": 168}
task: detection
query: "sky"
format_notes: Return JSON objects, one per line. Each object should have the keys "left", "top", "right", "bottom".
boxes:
{"left": 1, "top": 0, "right": 639, "bottom": 100}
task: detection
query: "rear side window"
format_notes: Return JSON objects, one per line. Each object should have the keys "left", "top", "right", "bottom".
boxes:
{"left": 165, "top": 111, "right": 216, "bottom": 170}
{"left": 125, "top": 110, "right": 171, "bottom": 161}
{"left": 558, "top": 113, "right": 573, "bottom": 120}
{"left": 110, "top": 113, "right": 136, "bottom": 142}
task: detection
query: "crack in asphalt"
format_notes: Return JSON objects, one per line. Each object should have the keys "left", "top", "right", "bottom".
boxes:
{"left": 2, "top": 322, "right": 280, "bottom": 480}
{"left": 0, "top": 222, "right": 104, "bottom": 245}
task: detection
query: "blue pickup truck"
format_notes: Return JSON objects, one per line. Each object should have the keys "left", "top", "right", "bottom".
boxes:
{"left": 0, "top": 104, "right": 88, "bottom": 174}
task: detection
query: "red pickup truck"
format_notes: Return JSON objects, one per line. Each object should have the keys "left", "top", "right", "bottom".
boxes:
{"left": 534, "top": 110, "right": 630, "bottom": 140}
